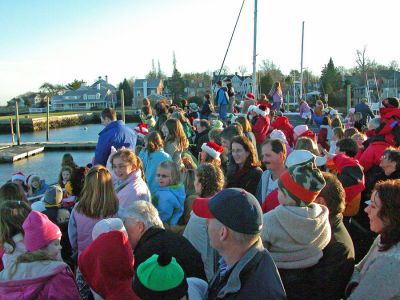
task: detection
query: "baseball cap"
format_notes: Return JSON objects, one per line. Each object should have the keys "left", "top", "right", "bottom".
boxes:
{"left": 192, "top": 188, "right": 263, "bottom": 234}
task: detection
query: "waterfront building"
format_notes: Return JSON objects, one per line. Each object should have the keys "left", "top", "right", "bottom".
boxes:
{"left": 132, "top": 79, "right": 164, "bottom": 108}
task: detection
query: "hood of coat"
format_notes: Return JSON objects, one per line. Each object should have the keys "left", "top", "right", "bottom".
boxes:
{"left": 274, "top": 203, "right": 331, "bottom": 245}
{"left": 157, "top": 184, "right": 186, "bottom": 201}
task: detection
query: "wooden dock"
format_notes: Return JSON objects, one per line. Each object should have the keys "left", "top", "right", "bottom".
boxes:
{"left": 0, "top": 145, "right": 45, "bottom": 162}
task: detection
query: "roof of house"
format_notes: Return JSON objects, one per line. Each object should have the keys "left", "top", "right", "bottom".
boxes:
{"left": 134, "top": 79, "right": 162, "bottom": 88}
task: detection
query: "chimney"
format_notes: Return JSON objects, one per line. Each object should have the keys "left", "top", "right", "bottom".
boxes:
{"left": 105, "top": 75, "right": 108, "bottom": 83}
{"left": 98, "top": 76, "right": 101, "bottom": 80}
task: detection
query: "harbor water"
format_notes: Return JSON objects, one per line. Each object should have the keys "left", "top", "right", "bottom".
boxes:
{"left": 0, "top": 123, "right": 137, "bottom": 185}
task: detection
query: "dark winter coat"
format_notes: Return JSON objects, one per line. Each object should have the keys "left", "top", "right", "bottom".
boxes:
{"left": 133, "top": 226, "right": 206, "bottom": 280}
{"left": 194, "top": 129, "right": 210, "bottom": 158}
{"left": 355, "top": 102, "right": 374, "bottom": 126}
{"left": 226, "top": 166, "right": 263, "bottom": 196}
{"left": 207, "top": 239, "right": 286, "bottom": 300}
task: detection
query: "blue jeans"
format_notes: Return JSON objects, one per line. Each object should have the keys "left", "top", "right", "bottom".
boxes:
{"left": 219, "top": 104, "right": 227, "bottom": 123}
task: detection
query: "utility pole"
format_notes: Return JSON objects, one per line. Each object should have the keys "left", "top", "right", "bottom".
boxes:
{"left": 120, "top": 90, "right": 126, "bottom": 123}
{"left": 252, "top": 0, "right": 258, "bottom": 97}
{"left": 300, "top": 21, "right": 305, "bottom": 100}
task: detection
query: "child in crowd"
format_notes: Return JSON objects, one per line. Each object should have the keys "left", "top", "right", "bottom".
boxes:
{"left": 187, "top": 103, "right": 200, "bottom": 123}
{"left": 109, "top": 148, "right": 151, "bottom": 208}
{"left": 318, "top": 116, "right": 333, "bottom": 151}
{"left": 0, "top": 182, "right": 29, "bottom": 204}
{"left": 162, "top": 118, "right": 190, "bottom": 169}
{"left": 0, "top": 211, "right": 80, "bottom": 299}
{"left": 152, "top": 161, "right": 186, "bottom": 225}
{"left": 64, "top": 166, "right": 88, "bottom": 208}
{"left": 345, "top": 108, "right": 356, "bottom": 129}
{"left": 199, "top": 141, "right": 224, "bottom": 166}
{"left": 200, "top": 93, "right": 213, "bottom": 119}
{"left": 293, "top": 124, "right": 317, "bottom": 144}
{"left": 331, "top": 116, "right": 343, "bottom": 129}
{"left": 58, "top": 166, "right": 72, "bottom": 189}
{"left": 11, "top": 172, "right": 28, "bottom": 194}
{"left": 61, "top": 153, "right": 78, "bottom": 169}
{"left": 299, "top": 99, "right": 312, "bottom": 124}
{"left": 329, "top": 127, "right": 344, "bottom": 154}
{"left": 208, "top": 127, "right": 223, "bottom": 145}
{"left": 78, "top": 218, "right": 138, "bottom": 300}
{"left": 140, "top": 105, "right": 156, "bottom": 129}
{"left": 172, "top": 110, "right": 194, "bottom": 143}
{"left": 353, "top": 132, "right": 367, "bottom": 159}
{"left": 0, "top": 200, "right": 31, "bottom": 269}
{"left": 27, "top": 174, "right": 48, "bottom": 198}
{"left": 139, "top": 132, "right": 172, "bottom": 195}
{"left": 68, "top": 165, "right": 119, "bottom": 299}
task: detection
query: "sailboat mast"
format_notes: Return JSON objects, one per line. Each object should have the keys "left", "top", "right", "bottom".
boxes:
{"left": 252, "top": 0, "right": 258, "bottom": 96}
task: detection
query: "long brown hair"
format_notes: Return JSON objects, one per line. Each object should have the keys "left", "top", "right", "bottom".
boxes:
{"left": 58, "top": 166, "right": 73, "bottom": 186}
{"left": 111, "top": 148, "right": 146, "bottom": 181}
{"left": 230, "top": 135, "right": 261, "bottom": 169}
{"left": 373, "top": 179, "right": 400, "bottom": 251}
{"left": 145, "top": 132, "right": 164, "bottom": 153}
{"left": 0, "top": 200, "right": 31, "bottom": 253}
{"left": 75, "top": 166, "right": 118, "bottom": 218}
{"left": 0, "top": 182, "right": 29, "bottom": 204}
{"left": 163, "top": 119, "right": 189, "bottom": 152}
{"left": 196, "top": 164, "right": 224, "bottom": 197}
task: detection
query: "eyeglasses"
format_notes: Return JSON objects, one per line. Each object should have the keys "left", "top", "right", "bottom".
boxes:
{"left": 112, "top": 164, "right": 130, "bottom": 170}
{"left": 156, "top": 174, "right": 170, "bottom": 178}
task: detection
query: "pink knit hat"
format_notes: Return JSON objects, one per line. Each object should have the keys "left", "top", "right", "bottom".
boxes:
{"left": 23, "top": 211, "right": 62, "bottom": 252}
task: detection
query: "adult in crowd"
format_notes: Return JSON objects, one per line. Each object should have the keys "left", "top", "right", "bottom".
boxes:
{"left": 162, "top": 118, "right": 190, "bottom": 169}
{"left": 256, "top": 139, "right": 287, "bottom": 212}
{"left": 234, "top": 116, "right": 257, "bottom": 152}
{"left": 139, "top": 132, "right": 171, "bottom": 195}
{"left": 192, "top": 188, "right": 286, "bottom": 299}
{"left": 215, "top": 80, "right": 229, "bottom": 123}
{"left": 250, "top": 105, "right": 271, "bottom": 147}
{"left": 312, "top": 100, "right": 325, "bottom": 127}
{"left": 226, "top": 78, "right": 236, "bottom": 113}
{"left": 279, "top": 172, "right": 355, "bottom": 300}
{"left": 184, "top": 163, "right": 225, "bottom": 281}
{"left": 269, "top": 81, "right": 283, "bottom": 111}
{"left": 93, "top": 108, "right": 137, "bottom": 166}
{"left": 199, "top": 141, "right": 224, "bottom": 166}
{"left": 220, "top": 124, "right": 243, "bottom": 174}
{"left": 120, "top": 201, "right": 206, "bottom": 281}
{"left": 193, "top": 119, "right": 210, "bottom": 159}
{"left": 345, "top": 180, "right": 400, "bottom": 299}
{"left": 355, "top": 98, "right": 375, "bottom": 128}
{"left": 241, "top": 93, "right": 256, "bottom": 114}
{"left": 225, "top": 135, "right": 263, "bottom": 196}
{"left": 200, "top": 93, "right": 213, "bottom": 119}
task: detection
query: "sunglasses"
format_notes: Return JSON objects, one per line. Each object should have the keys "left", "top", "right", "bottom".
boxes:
{"left": 156, "top": 174, "right": 170, "bottom": 178}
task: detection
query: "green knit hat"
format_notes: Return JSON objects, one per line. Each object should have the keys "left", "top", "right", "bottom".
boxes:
{"left": 132, "top": 254, "right": 188, "bottom": 300}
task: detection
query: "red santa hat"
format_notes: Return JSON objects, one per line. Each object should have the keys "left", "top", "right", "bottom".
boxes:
{"left": 134, "top": 123, "right": 149, "bottom": 138}
{"left": 254, "top": 105, "right": 270, "bottom": 117}
{"left": 201, "top": 141, "right": 224, "bottom": 160}
{"left": 12, "top": 172, "right": 25, "bottom": 183}
{"left": 245, "top": 93, "right": 255, "bottom": 100}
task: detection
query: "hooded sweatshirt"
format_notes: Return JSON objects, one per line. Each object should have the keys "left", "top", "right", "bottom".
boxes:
{"left": 78, "top": 231, "right": 139, "bottom": 300}
{"left": 0, "top": 260, "right": 80, "bottom": 299}
{"left": 152, "top": 184, "right": 186, "bottom": 225}
{"left": 262, "top": 203, "right": 331, "bottom": 269}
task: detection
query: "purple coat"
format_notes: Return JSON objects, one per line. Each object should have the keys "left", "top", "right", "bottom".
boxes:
{"left": 113, "top": 170, "right": 151, "bottom": 208}
{"left": 0, "top": 260, "right": 80, "bottom": 299}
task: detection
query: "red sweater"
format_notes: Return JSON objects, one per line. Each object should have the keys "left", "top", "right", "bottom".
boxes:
{"left": 252, "top": 115, "right": 270, "bottom": 144}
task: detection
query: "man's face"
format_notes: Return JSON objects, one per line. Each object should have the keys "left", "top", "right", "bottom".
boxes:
{"left": 123, "top": 218, "right": 145, "bottom": 249}
{"left": 206, "top": 218, "right": 224, "bottom": 251}
{"left": 261, "top": 143, "right": 284, "bottom": 171}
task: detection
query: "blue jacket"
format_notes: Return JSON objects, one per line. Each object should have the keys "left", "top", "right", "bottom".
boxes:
{"left": 31, "top": 180, "right": 48, "bottom": 197}
{"left": 139, "top": 149, "right": 171, "bottom": 195}
{"left": 216, "top": 87, "right": 228, "bottom": 106}
{"left": 152, "top": 184, "right": 186, "bottom": 225}
{"left": 94, "top": 120, "right": 137, "bottom": 166}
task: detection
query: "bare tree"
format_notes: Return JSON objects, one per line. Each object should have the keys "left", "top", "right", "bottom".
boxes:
{"left": 238, "top": 65, "right": 247, "bottom": 76}
{"left": 356, "top": 45, "right": 371, "bottom": 75}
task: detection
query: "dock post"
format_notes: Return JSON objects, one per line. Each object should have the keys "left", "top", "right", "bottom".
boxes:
{"left": 15, "top": 101, "right": 21, "bottom": 145}
{"left": 121, "top": 90, "right": 126, "bottom": 123}
{"left": 346, "top": 84, "right": 352, "bottom": 112}
{"left": 46, "top": 96, "right": 50, "bottom": 141}
{"left": 9, "top": 117, "right": 15, "bottom": 145}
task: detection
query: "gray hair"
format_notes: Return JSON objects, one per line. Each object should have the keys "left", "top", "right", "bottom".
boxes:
{"left": 119, "top": 201, "right": 164, "bottom": 230}
{"left": 369, "top": 117, "right": 381, "bottom": 130}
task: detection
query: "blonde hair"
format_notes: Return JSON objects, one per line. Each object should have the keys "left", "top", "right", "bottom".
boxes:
{"left": 331, "top": 117, "right": 343, "bottom": 129}
{"left": 163, "top": 119, "right": 189, "bottom": 152}
{"left": 111, "top": 148, "right": 146, "bottom": 181}
{"left": 333, "top": 127, "right": 345, "bottom": 140}
{"left": 0, "top": 200, "right": 31, "bottom": 254}
{"left": 157, "top": 161, "right": 181, "bottom": 186}
{"left": 295, "top": 137, "right": 319, "bottom": 155}
{"left": 76, "top": 166, "right": 119, "bottom": 218}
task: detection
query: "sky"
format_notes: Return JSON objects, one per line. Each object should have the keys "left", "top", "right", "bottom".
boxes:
{"left": 0, "top": 0, "right": 399, "bottom": 104}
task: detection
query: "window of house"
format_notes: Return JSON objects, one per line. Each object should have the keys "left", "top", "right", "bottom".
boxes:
{"left": 96, "top": 93, "right": 100, "bottom": 99}
{"left": 83, "top": 94, "right": 87, "bottom": 100}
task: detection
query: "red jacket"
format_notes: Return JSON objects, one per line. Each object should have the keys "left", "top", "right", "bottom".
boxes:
{"left": 359, "top": 141, "right": 391, "bottom": 173}
{"left": 252, "top": 115, "right": 270, "bottom": 144}
{"left": 318, "top": 127, "right": 329, "bottom": 151}
{"left": 271, "top": 116, "right": 294, "bottom": 147}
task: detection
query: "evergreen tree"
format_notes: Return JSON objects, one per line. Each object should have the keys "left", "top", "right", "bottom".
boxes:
{"left": 169, "top": 51, "right": 185, "bottom": 101}
{"left": 145, "top": 59, "right": 158, "bottom": 79}
{"left": 259, "top": 72, "right": 273, "bottom": 94}
{"left": 119, "top": 78, "right": 133, "bottom": 106}
{"left": 66, "top": 79, "right": 85, "bottom": 90}
{"left": 320, "top": 58, "right": 342, "bottom": 100}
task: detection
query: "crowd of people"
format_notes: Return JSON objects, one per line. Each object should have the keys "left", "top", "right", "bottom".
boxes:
{"left": 0, "top": 80, "right": 399, "bottom": 299}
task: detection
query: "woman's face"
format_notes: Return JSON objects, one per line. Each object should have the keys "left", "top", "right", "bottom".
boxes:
{"left": 365, "top": 191, "right": 386, "bottom": 234}
{"left": 380, "top": 155, "right": 397, "bottom": 176}
{"left": 231, "top": 142, "right": 250, "bottom": 168}
{"left": 194, "top": 174, "right": 202, "bottom": 195}
{"left": 112, "top": 157, "right": 133, "bottom": 180}
{"left": 62, "top": 171, "right": 71, "bottom": 182}
{"left": 31, "top": 179, "right": 40, "bottom": 189}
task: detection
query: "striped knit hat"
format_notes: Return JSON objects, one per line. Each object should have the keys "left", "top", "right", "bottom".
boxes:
{"left": 278, "top": 161, "right": 326, "bottom": 206}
